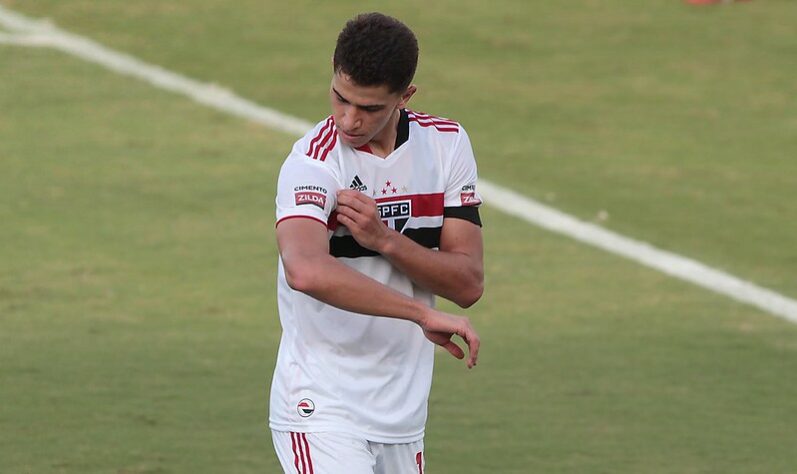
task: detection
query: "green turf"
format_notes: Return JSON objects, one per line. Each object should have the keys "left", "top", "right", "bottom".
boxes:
{"left": 0, "top": 46, "right": 290, "bottom": 472}
{"left": 2, "top": 1, "right": 797, "bottom": 473}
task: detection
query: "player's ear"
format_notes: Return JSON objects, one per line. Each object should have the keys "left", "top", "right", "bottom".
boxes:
{"left": 397, "top": 85, "right": 417, "bottom": 109}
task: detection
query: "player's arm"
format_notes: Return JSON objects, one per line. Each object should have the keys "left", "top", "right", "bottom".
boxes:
{"left": 277, "top": 217, "right": 480, "bottom": 368}
{"left": 335, "top": 192, "right": 483, "bottom": 308}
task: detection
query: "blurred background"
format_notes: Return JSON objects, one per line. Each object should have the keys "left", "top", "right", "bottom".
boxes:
{"left": 1, "top": 1, "right": 796, "bottom": 472}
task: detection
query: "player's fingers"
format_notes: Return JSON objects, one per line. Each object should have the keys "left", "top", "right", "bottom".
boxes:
{"left": 336, "top": 205, "right": 365, "bottom": 227}
{"left": 467, "top": 332, "right": 480, "bottom": 368}
{"left": 458, "top": 322, "right": 480, "bottom": 368}
{"left": 344, "top": 189, "right": 375, "bottom": 206}
{"left": 337, "top": 190, "right": 372, "bottom": 213}
{"left": 442, "top": 340, "right": 465, "bottom": 360}
{"left": 336, "top": 189, "right": 361, "bottom": 202}
{"left": 343, "top": 192, "right": 379, "bottom": 219}
{"left": 336, "top": 203, "right": 361, "bottom": 217}
{"left": 335, "top": 192, "right": 360, "bottom": 212}
{"left": 336, "top": 212, "right": 358, "bottom": 229}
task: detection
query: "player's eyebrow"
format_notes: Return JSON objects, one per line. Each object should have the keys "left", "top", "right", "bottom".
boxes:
{"left": 332, "top": 87, "right": 386, "bottom": 112}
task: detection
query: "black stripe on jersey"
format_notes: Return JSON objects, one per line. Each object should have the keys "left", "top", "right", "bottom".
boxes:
{"left": 395, "top": 109, "right": 410, "bottom": 149}
{"left": 329, "top": 227, "right": 442, "bottom": 258}
{"left": 444, "top": 206, "right": 482, "bottom": 227}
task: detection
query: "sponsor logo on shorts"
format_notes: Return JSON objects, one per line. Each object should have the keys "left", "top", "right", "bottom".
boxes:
{"left": 295, "top": 191, "right": 326, "bottom": 209}
{"left": 297, "top": 398, "right": 315, "bottom": 417}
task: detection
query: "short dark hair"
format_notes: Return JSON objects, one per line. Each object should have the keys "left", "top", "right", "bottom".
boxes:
{"left": 333, "top": 12, "right": 419, "bottom": 93}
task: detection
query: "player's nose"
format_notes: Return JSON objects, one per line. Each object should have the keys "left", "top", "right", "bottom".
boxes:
{"left": 340, "top": 107, "right": 362, "bottom": 131}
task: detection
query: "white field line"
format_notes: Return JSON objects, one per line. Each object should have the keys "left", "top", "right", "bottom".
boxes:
{"left": 0, "top": 6, "right": 312, "bottom": 136}
{"left": 2, "top": 5, "right": 796, "bottom": 324}
{"left": 0, "top": 31, "right": 55, "bottom": 47}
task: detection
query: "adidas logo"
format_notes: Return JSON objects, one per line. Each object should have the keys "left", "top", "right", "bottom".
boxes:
{"left": 349, "top": 175, "right": 368, "bottom": 192}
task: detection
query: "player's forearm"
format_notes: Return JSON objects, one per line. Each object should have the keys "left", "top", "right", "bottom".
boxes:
{"left": 284, "top": 254, "right": 430, "bottom": 324}
{"left": 378, "top": 231, "right": 484, "bottom": 308}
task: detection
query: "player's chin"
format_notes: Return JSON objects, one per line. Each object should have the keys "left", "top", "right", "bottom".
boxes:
{"left": 339, "top": 130, "right": 367, "bottom": 146}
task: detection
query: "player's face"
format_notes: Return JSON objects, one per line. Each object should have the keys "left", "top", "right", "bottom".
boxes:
{"left": 330, "top": 72, "right": 412, "bottom": 147}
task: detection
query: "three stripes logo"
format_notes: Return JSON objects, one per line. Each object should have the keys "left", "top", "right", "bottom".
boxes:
{"left": 349, "top": 175, "right": 368, "bottom": 192}
{"left": 297, "top": 398, "right": 315, "bottom": 417}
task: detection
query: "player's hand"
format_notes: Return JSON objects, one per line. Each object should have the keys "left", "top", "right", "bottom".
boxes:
{"left": 335, "top": 189, "right": 393, "bottom": 252}
{"left": 419, "top": 309, "right": 480, "bottom": 369}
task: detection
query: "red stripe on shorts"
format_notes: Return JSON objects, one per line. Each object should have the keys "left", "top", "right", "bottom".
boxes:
{"left": 290, "top": 432, "right": 301, "bottom": 473}
{"left": 297, "top": 432, "right": 308, "bottom": 474}
{"left": 301, "top": 433, "right": 315, "bottom": 474}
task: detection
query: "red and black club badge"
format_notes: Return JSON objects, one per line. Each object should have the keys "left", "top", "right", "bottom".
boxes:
{"left": 297, "top": 398, "right": 315, "bottom": 417}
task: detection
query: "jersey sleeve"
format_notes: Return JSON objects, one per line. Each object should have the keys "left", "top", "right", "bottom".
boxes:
{"left": 443, "top": 127, "right": 483, "bottom": 226}
{"left": 276, "top": 151, "right": 342, "bottom": 227}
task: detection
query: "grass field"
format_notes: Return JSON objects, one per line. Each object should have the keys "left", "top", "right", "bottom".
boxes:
{"left": 2, "top": 1, "right": 797, "bottom": 472}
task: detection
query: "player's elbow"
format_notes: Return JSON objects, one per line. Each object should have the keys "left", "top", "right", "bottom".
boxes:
{"left": 455, "top": 278, "right": 484, "bottom": 309}
{"left": 284, "top": 259, "right": 320, "bottom": 294}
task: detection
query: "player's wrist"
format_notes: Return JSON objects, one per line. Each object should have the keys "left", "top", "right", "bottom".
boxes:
{"left": 413, "top": 303, "right": 435, "bottom": 327}
{"left": 376, "top": 227, "right": 400, "bottom": 256}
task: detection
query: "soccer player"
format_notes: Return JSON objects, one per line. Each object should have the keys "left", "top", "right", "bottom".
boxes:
{"left": 270, "top": 12, "right": 484, "bottom": 473}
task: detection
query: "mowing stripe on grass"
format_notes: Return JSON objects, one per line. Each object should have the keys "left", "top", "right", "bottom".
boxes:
{"left": 2, "top": 5, "right": 796, "bottom": 324}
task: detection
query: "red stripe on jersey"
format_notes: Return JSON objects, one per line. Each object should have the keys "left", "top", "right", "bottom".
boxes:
{"left": 410, "top": 119, "right": 459, "bottom": 130}
{"left": 409, "top": 111, "right": 458, "bottom": 126}
{"left": 408, "top": 120, "right": 459, "bottom": 133}
{"left": 301, "top": 433, "right": 315, "bottom": 474}
{"left": 312, "top": 124, "right": 337, "bottom": 160}
{"left": 306, "top": 117, "right": 333, "bottom": 158}
{"left": 290, "top": 432, "right": 301, "bottom": 473}
{"left": 408, "top": 109, "right": 451, "bottom": 118}
{"left": 407, "top": 114, "right": 459, "bottom": 133}
{"left": 318, "top": 130, "right": 337, "bottom": 162}
{"left": 408, "top": 115, "right": 458, "bottom": 125}
{"left": 375, "top": 193, "right": 445, "bottom": 217}
{"left": 276, "top": 215, "right": 328, "bottom": 229}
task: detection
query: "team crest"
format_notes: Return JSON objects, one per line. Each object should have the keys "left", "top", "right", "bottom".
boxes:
{"left": 377, "top": 199, "right": 412, "bottom": 233}
{"left": 297, "top": 398, "right": 315, "bottom": 417}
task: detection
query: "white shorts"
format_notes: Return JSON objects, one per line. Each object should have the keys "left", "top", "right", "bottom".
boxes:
{"left": 271, "top": 430, "right": 426, "bottom": 474}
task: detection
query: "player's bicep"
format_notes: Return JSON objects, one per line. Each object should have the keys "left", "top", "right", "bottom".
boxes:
{"left": 277, "top": 217, "right": 330, "bottom": 262}
{"left": 277, "top": 217, "right": 332, "bottom": 292}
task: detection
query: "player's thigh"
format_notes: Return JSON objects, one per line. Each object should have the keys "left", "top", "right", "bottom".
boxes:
{"left": 372, "top": 438, "right": 425, "bottom": 474}
{"left": 271, "top": 430, "right": 376, "bottom": 474}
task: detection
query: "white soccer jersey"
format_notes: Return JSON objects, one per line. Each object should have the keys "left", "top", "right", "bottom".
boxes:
{"left": 269, "top": 109, "right": 483, "bottom": 444}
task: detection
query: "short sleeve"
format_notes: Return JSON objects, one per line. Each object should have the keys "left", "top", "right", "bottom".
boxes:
{"left": 276, "top": 152, "right": 342, "bottom": 227}
{"left": 444, "top": 127, "right": 483, "bottom": 208}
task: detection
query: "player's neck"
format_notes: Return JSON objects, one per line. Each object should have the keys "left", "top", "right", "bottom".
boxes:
{"left": 366, "top": 109, "right": 401, "bottom": 158}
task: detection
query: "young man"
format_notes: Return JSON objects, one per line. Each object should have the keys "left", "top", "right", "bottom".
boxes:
{"left": 270, "top": 12, "right": 484, "bottom": 473}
